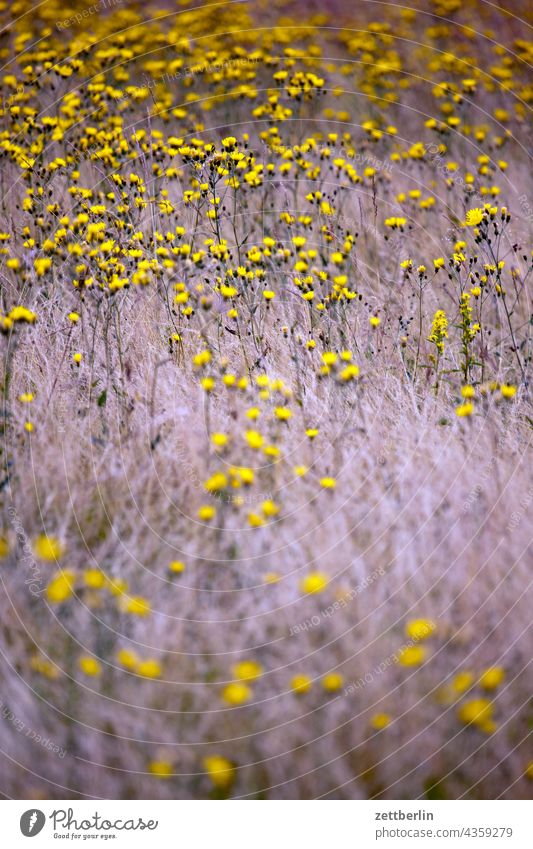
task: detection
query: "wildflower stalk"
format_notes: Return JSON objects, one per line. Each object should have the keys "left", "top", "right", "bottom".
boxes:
{"left": 428, "top": 310, "right": 448, "bottom": 394}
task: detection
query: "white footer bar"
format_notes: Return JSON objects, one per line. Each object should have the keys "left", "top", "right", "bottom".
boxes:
{"left": 4, "top": 799, "right": 532, "bottom": 848}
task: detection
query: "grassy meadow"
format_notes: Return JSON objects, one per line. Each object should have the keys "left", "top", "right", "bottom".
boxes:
{"left": 0, "top": 0, "right": 532, "bottom": 799}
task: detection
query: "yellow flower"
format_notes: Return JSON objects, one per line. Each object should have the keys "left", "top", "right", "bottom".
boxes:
{"left": 211, "top": 432, "right": 228, "bottom": 448}
{"left": 232, "top": 660, "right": 263, "bottom": 681}
{"left": 465, "top": 207, "right": 484, "bottom": 226}
{"left": 405, "top": 618, "right": 435, "bottom": 641}
{"left": 369, "top": 316, "right": 380, "bottom": 327}
{"left": 117, "top": 648, "right": 138, "bottom": 670}
{"left": 320, "top": 477, "right": 336, "bottom": 489}
{"left": 83, "top": 569, "right": 106, "bottom": 588}
{"left": 398, "top": 645, "right": 427, "bottom": 667}
{"left": 274, "top": 406, "right": 292, "bottom": 420}
{"left": 204, "top": 472, "right": 228, "bottom": 493}
{"left": 456, "top": 401, "right": 474, "bottom": 417}
{"left": 73, "top": 352, "right": 83, "bottom": 364}
{"left": 322, "top": 673, "right": 344, "bottom": 692}
{"left": 46, "top": 570, "right": 75, "bottom": 604}
{"left": 261, "top": 500, "right": 279, "bottom": 517}
{"left": 138, "top": 659, "right": 162, "bottom": 678}
{"left": 385, "top": 216, "right": 407, "bottom": 229}
{"left": 370, "top": 712, "right": 391, "bottom": 730}
{"left": 263, "top": 572, "right": 280, "bottom": 584}
{"left": 428, "top": 310, "right": 448, "bottom": 355}
{"left": 479, "top": 667, "right": 505, "bottom": 690}
{"left": 245, "top": 429, "right": 263, "bottom": 449}
{"left": 33, "top": 534, "right": 64, "bottom": 561}
{"left": 458, "top": 698, "right": 493, "bottom": 728}
{"left": 291, "top": 674, "right": 312, "bottom": 694}
{"left": 198, "top": 505, "right": 216, "bottom": 521}
{"left": 169, "top": 560, "right": 186, "bottom": 574}
{"left": 248, "top": 512, "right": 265, "bottom": 528}
{"left": 300, "top": 572, "right": 328, "bottom": 594}
{"left": 34, "top": 258, "right": 52, "bottom": 277}
{"left": 452, "top": 671, "right": 474, "bottom": 693}
{"left": 148, "top": 761, "right": 173, "bottom": 777}
{"left": 500, "top": 384, "right": 516, "bottom": 399}
{"left": 222, "top": 682, "right": 251, "bottom": 705}
{"left": 122, "top": 596, "right": 151, "bottom": 616}
{"left": 79, "top": 656, "right": 101, "bottom": 677}
{"left": 203, "top": 755, "right": 235, "bottom": 789}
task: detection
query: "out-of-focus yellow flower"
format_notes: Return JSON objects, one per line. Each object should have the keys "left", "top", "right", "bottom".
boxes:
{"left": 46, "top": 570, "right": 75, "bottom": 603}
{"left": 322, "top": 673, "right": 344, "bottom": 692}
{"left": 452, "top": 671, "right": 474, "bottom": 693}
{"left": 138, "top": 659, "right": 162, "bottom": 678}
{"left": 117, "top": 649, "right": 138, "bottom": 670}
{"left": 300, "top": 572, "right": 329, "bottom": 594}
{"left": 203, "top": 755, "right": 235, "bottom": 789}
{"left": 232, "top": 660, "right": 263, "bottom": 681}
{"left": 245, "top": 429, "right": 263, "bottom": 449}
{"left": 83, "top": 569, "right": 105, "bottom": 588}
{"left": 398, "top": 645, "right": 427, "bottom": 667}
{"left": 33, "top": 534, "right": 64, "bottom": 561}
{"left": 148, "top": 760, "right": 173, "bottom": 777}
{"left": 291, "top": 674, "right": 312, "bottom": 694}
{"left": 370, "top": 712, "right": 391, "bottom": 730}
{"left": 121, "top": 595, "right": 151, "bottom": 616}
{"left": 222, "top": 682, "right": 251, "bottom": 705}
{"left": 198, "top": 505, "right": 216, "bottom": 521}
{"left": 211, "top": 432, "right": 228, "bottom": 448}
{"left": 479, "top": 667, "right": 505, "bottom": 690}
{"left": 79, "top": 656, "right": 101, "bottom": 677}
{"left": 405, "top": 619, "right": 435, "bottom": 641}
{"left": 261, "top": 500, "right": 279, "bottom": 517}
{"left": 456, "top": 402, "right": 474, "bottom": 417}
{"left": 263, "top": 572, "right": 280, "bottom": 584}
{"left": 458, "top": 698, "right": 494, "bottom": 731}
